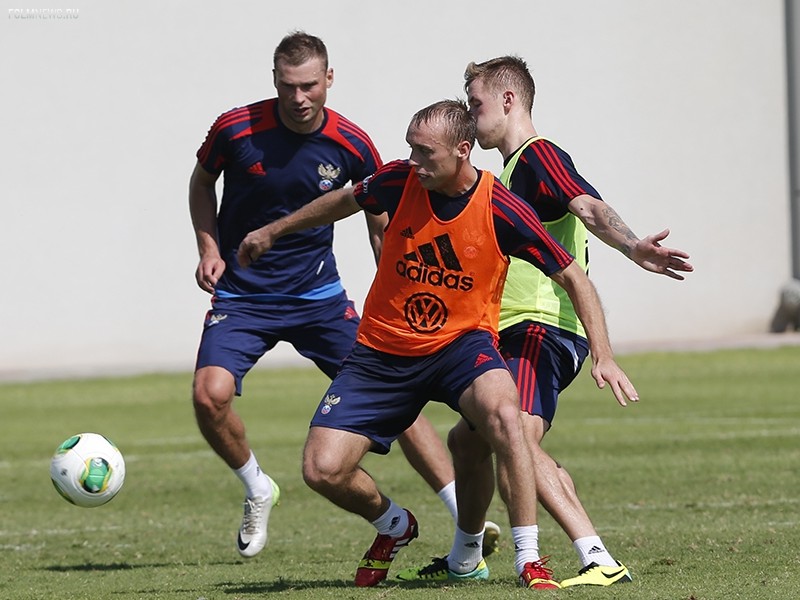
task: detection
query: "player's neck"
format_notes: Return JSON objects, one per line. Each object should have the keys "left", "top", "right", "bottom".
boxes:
{"left": 499, "top": 119, "right": 538, "bottom": 160}
{"left": 438, "top": 164, "right": 479, "bottom": 197}
{"left": 277, "top": 106, "right": 326, "bottom": 135}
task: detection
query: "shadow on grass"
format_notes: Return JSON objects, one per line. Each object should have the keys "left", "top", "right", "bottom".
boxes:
{"left": 41, "top": 566, "right": 488, "bottom": 593}
{"left": 43, "top": 560, "right": 243, "bottom": 572}
{"left": 216, "top": 578, "right": 352, "bottom": 593}
{"left": 45, "top": 563, "right": 143, "bottom": 572}
{"left": 216, "top": 578, "right": 494, "bottom": 593}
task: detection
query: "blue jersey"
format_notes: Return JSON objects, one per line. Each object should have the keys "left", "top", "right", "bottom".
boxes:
{"left": 354, "top": 160, "right": 573, "bottom": 276}
{"left": 197, "top": 99, "right": 382, "bottom": 299}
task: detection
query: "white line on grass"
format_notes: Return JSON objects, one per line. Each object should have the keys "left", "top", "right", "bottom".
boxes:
{"left": 624, "top": 497, "right": 800, "bottom": 511}
{"left": 0, "top": 525, "right": 122, "bottom": 538}
{"left": 0, "top": 449, "right": 216, "bottom": 470}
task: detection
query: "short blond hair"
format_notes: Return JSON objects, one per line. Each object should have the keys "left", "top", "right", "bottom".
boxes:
{"left": 464, "top": 55, "right": 535, "bottom": 113}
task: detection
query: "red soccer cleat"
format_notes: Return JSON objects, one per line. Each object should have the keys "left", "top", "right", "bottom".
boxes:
{"left": 354, "top": 509, "right": 419, "bottom": 587}
{"left": 519, "top": 556, "right": 561, "bottom": 590}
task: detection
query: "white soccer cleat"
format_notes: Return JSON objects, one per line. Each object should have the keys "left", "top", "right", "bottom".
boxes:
{"left": 236, "top": 476, "right": 280, "bottom": 558}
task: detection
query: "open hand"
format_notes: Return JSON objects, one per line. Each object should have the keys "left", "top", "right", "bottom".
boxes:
{"left": 591, "top": 356, "right": 639, "bottom": 407}
{"left": 632, "top": 228, "right": 694, "bottom": 280}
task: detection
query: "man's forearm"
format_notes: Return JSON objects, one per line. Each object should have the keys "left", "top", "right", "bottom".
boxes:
{"left": 552, "top": 263, "right": 613, "bottom": 360}
{"left": 189, "top": 184, "right": 221, "bottom": 258}
{"left": 571, "top": 195, "right": 638, "bottom": 259}
{"left": 270, "top": 187, "right": 361, "bottom": 239}
{"left": 237, "top": 186, "right": 363, "bottom": 268}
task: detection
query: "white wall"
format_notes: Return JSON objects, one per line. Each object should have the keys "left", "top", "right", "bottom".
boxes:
{"left": 1, "top": 0, "right": 790, "bottom": 378}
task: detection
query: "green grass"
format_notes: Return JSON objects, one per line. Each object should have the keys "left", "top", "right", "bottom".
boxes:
{"left": 1, "top": 346, "right": 799, "bottom": 599}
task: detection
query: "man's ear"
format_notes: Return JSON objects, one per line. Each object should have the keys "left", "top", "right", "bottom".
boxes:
{"left": 503, "top": 90, "right": 515, "bottom": 112}
{"left": 456, "top": 139, "right": 472, "bottom": 160}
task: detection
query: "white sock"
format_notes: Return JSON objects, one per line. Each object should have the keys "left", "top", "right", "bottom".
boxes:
{"left": 371, "top": 500, "right": 408, "bottom": 536}
{"left": 511, "top": 525, "right": 540, "bottom": 576}
{"left": 437, "top": 481, "right": 459, "bottom": 522}
{"left": 447, "top": 526, "right": 484, "bottom": 573}
{"left": 233, "top": 451, "right": 272, "bottom": 499}
{"left": 573, "top": 535, "right": 616, "bottom": 567}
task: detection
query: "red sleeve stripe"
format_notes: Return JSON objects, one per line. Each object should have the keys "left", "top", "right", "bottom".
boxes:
{"left": 215, "top": 104, "right": 259, "bottom": 130}
{"left": 231, "top": 107, "right": 279, "bottom": 141}
{"left": 521, "top": 243, "right": 545, "bottom": 264}
{"left": 530, "top": 140, "right": 585, "bottom": 198}
{"left": 492, "top": 184, "right": 545, "bottom": 233}
{"left": 197, "top": 140, "right": 214, "bottom": 165}
{"left": 378, "top": 159, "right": 412, "bottom": 180}
{"left": 197, "top": 105, "right": 257, "bottom": 164}
{"left": 370, "top": 162, "right": 410, "bottom": 191}
{"left": 359, "top": 195, "right": 382, "bottom": 212}
{"left": 492, "top": 183, "right": 572, "bottom": 267}
{"left": 320, "top": 110, "right": 365, "bottom": 162}
{"left": 337, "top": 115, "right": 383, "bottom": 166}
{"left": 491, "top": 203, "right": 515, "bottom": 227}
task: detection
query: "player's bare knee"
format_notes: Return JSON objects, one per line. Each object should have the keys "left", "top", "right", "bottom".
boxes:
{"left": 192, "top": 373, "right": 234, "bottom": 423}
{"left": 302, "top": 449, "right": 345, "bottom": 492}
{"left": 301, "top": 459, "right": 324, "bottom": 492}
{"left": 192, "top": 387, "right": 230, "bottom": 419}
{"left": 482, "top": 402, "right": 524, "bottom": 446}
{"left": 446, "top": 427, "right": 461, "bottom": 456}
{"left": 448, "top": 424, "right": 491, "bottom": 464}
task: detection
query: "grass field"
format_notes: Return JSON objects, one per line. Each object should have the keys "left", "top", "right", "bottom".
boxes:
{"left": 1, "top": 346, "right": 799, "bottom": 600}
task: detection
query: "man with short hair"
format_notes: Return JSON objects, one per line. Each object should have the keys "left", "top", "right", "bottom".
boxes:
{"left": 398, "top": 55, "right": 692, "bottom": 587}
{"left": 238, "top": 99, "right": 638, "bottom": 589}
{"left": 188, "top": 31, "right": 455, "bottom": 560}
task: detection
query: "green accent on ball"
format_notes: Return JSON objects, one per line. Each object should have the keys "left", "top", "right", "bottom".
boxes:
{"left": 80, "top": 457, "right": 111, "bottom": 493}
{"left": 55, "top": 435, "right": 81, "bottom": 455}
{"left": 51, "top": 479, "right": 77, "bottom": 505}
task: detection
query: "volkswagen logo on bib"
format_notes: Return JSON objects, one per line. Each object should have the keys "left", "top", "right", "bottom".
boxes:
{"left": 404, "top": 292, "right": 448, "bottom": 333}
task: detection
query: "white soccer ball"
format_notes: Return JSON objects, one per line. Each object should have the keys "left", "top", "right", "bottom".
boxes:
{"left": 50, "top": 433, "right": 126, "bottom": 508}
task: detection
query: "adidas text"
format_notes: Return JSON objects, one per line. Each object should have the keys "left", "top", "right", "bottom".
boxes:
{"left": 395, "top": 261, "right": 474, "bottom": 291}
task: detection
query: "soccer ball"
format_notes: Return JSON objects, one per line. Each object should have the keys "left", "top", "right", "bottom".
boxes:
{"left": 50, "top": 433, "right": 126, "bottom": 507}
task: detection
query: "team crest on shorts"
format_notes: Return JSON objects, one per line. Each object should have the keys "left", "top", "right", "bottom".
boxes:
{"left": 317, "top": 163, "right": 341, "bottom": 192}
{"left": 206, "top": 313, "right": 228, "bottom": 327}
{"left": 320, "top": 393, "right": 341, "bottom": 415}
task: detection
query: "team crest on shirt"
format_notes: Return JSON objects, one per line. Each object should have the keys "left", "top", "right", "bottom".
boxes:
{"left": 317, "top": 163, "right": 342, "bottom": 192}
{"left": 320, "top": 393, "right": 341, "bottom": 415}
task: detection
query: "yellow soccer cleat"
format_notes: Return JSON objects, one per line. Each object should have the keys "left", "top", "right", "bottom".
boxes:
{"left": 560, "top": 561, "right": 632, "bottom": 587}
{"left": 482, "top": 520, "right": 501, "bottom": 558}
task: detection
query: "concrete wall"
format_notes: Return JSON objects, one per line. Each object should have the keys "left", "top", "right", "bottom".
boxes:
{"left": 2, "top": 0, "right": 790, "bottom": 378}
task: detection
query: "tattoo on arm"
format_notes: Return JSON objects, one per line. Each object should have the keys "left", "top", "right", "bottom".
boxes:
{"left": 601, "top": 205, "right": 637, "bottom": 258}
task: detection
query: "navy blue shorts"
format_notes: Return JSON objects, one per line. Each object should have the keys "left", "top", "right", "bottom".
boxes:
{"left": 310, "top": 329, "right": 508, "bottom": 454}
{"left": 195, "top": 292, "right": 360, "bottom": 395}
{"left": 499, "top": 321, "right": 589, "bottom": 425}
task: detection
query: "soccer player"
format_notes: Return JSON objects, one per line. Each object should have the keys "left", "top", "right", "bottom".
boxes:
{"left": 237, "top": 99, "right": 638, "bottom": 588}
{"left": 188, "top": 31, "right": 454, "bottom": 559}
{"left": 397, "top": 56, "right": 693, "bottom": 587}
